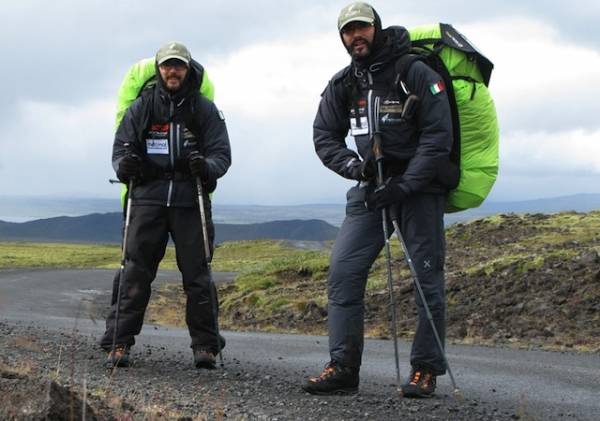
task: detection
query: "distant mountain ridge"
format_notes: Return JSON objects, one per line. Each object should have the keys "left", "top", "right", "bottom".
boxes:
{"left": 0, "top": 213, "right": 339, "bottom": 244}
{"left": 2, "top": 193, "right": 600, "bottom": 227}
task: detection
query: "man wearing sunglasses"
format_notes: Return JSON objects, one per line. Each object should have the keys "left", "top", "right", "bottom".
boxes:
{"left": 304, "top": 2, "right": 453, "bottom": 397}
{"left": 100, "top": 42, "right": 231, "bottom": 370}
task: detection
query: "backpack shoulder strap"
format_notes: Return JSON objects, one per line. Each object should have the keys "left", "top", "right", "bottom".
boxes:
{"left": 139, "top": 75, "right": 158, "bottom": 95}
{"left": 393, "top": 53, "right": 423, "bottom": 94}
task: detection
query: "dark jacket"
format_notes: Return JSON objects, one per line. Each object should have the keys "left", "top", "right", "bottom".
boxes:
{"left": 313, "top": 26, "right": 452, "bottom": 195}
{"left": 113, "top": 64, "right": 231, "bottom": 207}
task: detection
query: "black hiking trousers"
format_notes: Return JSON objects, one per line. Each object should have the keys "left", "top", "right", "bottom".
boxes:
{"left": 100, "top": 203, "right": 220, "bottom": 353}
{"left": 328, "top": 184, "right": 447, "bottom": 375}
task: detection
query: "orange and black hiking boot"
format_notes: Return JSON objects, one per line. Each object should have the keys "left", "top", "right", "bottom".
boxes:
{"left": 401, "top": 367, "right": 437, "bottom": 398}
{"left": 301, "top": 360, "right": 359, "bottom": 395}
{"left": 105, "top": 345, "right": 131, "bottom": 368}
{"left": 193, "top": 347, "right": 217, "bottom": 369}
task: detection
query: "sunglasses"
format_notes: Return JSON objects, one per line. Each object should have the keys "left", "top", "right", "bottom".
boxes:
{"left": 159, "top": 59, "right": 188, "bottom": 70}
{"left": 341, "top": 21, "right": 374, "bottom": 34}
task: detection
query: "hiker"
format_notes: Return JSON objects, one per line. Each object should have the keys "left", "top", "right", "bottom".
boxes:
{"left": 100, "top": 42, "right": 231, "bottom": 369}
{"left": 302, "top": 2, "right": 454, "bottom": 397}
{"left": 107, "top": 48, "right": 216, "bottom": 336}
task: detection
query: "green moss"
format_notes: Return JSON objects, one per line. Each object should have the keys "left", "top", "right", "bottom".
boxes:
{"left": 212, "top": 240, "right": 301, "bottom": 272}
{"left": 269, "top": 298, "right": 290, "bottom": 310}
{"left": 236, "top": 274, "right": 277, "bottom": 292}
{"left": 515, "top": 255, "right": 545, "bottom": 274}
{"left": 244, "top": 293, "right": 261, "bottom": 306}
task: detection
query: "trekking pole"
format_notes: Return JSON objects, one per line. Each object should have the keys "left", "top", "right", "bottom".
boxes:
{"left": 194, "top": 174, "right": 224, "bottom": 367}
{"left": 111, "top": 177, "right": 133, "bottom": 366}
{"left": 389, "top": 219, "right": 462, "bottom": 398}
{"left": 372, "top": 96, "right": 462, "bottom": 398}
{"left": 371, "top": 96, "right": 402, "bottom": 393}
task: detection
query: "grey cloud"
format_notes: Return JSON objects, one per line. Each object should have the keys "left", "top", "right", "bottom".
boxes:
{"left": 2, "top": 0, "right": 600, "bottom": 204}
{"left": 0, "top": 0, "right": 323, "bottom": 105}
{"left": 491, "top": 174, "right": 600, "bottom": 201}
{"left": 498, "top": 95, "right": 600, "bottom": 134}
{"left": 2, "top": 0, "right": 598, "bottom": 106}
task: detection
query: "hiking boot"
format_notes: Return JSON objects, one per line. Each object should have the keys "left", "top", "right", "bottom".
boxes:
{"left": 105, "top": 345, "right": 130, "bottom": 368}
{"left": 301, "top": 360, "right": 359, "bottom": 395}
{"left": 193, "top": 347, "right": 216, "bottom": 369}
{"left": 191, "top": 334, "right": 226, "bottom": 369}
{"left": 401, "top": 367, "right": 436, "bottom": 398}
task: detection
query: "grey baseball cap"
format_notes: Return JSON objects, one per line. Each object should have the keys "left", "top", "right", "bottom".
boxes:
{"left": 156, "top": 42, "right": 191, "bottom": 66}
{"left": 337, "top": 2, "right": 376, "bottom": 32}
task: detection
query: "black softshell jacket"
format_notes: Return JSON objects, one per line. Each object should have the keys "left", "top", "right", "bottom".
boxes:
{"left": 113, "top": 65, "right": 231, "bottom": 207}
{"left": 313, "top": 26, "right": 452, "bottom": 195}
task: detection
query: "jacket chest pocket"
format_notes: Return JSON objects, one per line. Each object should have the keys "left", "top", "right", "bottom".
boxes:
{"left": 348, "top": 98, "right": 369, "bottom": 137}
{"left": 145, "top": 124, "right": 170, "bottom": 156}
{"left": 378, "top": 97, "right": 407, "bottom": 127}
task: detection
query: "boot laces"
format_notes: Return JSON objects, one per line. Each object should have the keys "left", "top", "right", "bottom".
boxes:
{"left": 109, "top": 345, "right": 128, "bottom": 358}
{"left": 409, "top": 369, "right": 434, "bottom": 387}
{"left": 309, "top": 362, "right": 337, "bottom": 382}
{"left": 319, "top": 364, "right": 336, "bottom": 380}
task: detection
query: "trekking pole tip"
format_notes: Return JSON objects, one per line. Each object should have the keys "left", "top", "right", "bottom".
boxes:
{"left": 452, "top": 388, "right": 464, "bottom": 401}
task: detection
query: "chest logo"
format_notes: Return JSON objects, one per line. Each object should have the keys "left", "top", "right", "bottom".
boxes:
{"left": 146, "top": 138, "right": 169, "bottom": 155}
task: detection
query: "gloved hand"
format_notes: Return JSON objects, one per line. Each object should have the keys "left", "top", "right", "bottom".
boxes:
{"left": 347, "top": 154, "right": 376, "bottom": 181}
{"left": 360, "top": 152, "right": 377, "bottom": 180}
{"left": 366, "top": 176, "right": 408, "bottom": 210}
{"left": 116, "top": 153, "right": 141, "bottom": 182}
{"left": 188, "top": 151, "right": 209, "bottom": 179}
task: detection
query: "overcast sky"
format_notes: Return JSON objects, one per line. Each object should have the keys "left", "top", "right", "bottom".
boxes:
{"left": 1, "top": 0, "right": 599, "bottom": 205}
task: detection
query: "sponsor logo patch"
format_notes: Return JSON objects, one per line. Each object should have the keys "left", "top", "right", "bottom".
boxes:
{"left": 146, "top": 138, "right": 169, "bottom": 155}
{"left": 150, "top": 124, "right": 169, "bottom": 132}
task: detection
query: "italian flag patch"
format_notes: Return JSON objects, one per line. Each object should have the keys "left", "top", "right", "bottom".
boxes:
{"left": 430, "top": 80, "right": 445, "bottom": 95}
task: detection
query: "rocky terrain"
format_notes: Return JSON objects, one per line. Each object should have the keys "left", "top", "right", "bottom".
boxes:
{"left": 0, "top": 322, "right": 517, "bottom": 420}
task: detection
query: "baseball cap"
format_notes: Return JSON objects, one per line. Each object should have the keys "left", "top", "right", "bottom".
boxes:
{"left": 337, "top": 2, "right": 376, "bottom": 32}
{"left": 156, "top": 42, "right": 191, "bottom": 66}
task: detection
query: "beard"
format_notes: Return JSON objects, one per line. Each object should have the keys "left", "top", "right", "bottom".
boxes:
{"left": 165, "top": 77, "right": 182, "bottom": 91}
{"left": 347, "top": 37, "right": 372, "bottom": 60}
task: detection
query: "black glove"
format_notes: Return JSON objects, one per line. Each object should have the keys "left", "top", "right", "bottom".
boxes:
{"left": 347, "top": 155, "right": 377, "bottom": 181}
{"left": 366, "top": 176, "right": 408, "bottom": 210}
{"left": 188, "top": 151, "right": 209, "bottom": 179}
{"left": 116, "top": 153, "right": 141, "bottom": 182}
{"left": 360, "top": 149, "right": 377, "bottom": 180}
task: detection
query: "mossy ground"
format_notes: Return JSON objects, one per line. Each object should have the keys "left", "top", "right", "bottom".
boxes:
{"left": 148, "top": 212, "right": 600, "bottom": 352}
{"left": 3, "top": 211, "right": 600, "bottom": 352}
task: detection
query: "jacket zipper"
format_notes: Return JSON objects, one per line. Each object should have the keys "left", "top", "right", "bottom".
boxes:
{"left": 366, "top": 70, "right": 375, "bottom": 138}
{"left": 176, "top": 123, "right": 181, "bottom": 158}
{"left": 167, "top": 101, "right": 175, "bottom": 207}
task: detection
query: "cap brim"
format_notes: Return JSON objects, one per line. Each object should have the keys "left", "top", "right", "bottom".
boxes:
{"left": 339, "top": 16, "right": 374, "bottom": 32}
{"left": 157, "top": 55, "right": 190, "bottom": 66}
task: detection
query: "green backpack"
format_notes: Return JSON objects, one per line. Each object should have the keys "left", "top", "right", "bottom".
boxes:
{"left": 114, "top": 58, "right": 216, "bottom": 206}
{"left": 115, "top": 57, "right": 215, "bottom": 129}
{"left": 403, "top": 23, "right": 499, "bottom": 213}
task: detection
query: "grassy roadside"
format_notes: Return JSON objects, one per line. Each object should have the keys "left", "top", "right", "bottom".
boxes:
{"left": 0, "top": 240, "right": 303, "bottom": 273}
{"left": 3, "top": 211, "right": 600, "bottom": 353}
{"left": 0, "top": 242, "right": 123, "bottom": 269}
{"left": 145, "top": 240, "right": 411, "bottom": 336}
{"left": 149, "top": 212, "right": 600, "bottom": 352}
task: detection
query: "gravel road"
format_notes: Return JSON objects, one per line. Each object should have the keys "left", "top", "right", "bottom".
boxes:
{"left": 1, "top": 269, "right": 598, "bottom": 420}
{"left": 1, "top": 320, "right": 517, "bottom": 420}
